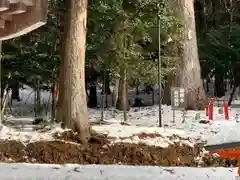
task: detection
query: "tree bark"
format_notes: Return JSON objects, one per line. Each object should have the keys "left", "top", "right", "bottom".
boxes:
{"left": 212, "top": 0, "right": 224, "bottom": 97}
{"left": 61, "top": 0, "right": 90, "bottom": 144}
{"left": 163, "top": 73, "right": 175, "bottom": 105}
{"left": 56, "top": 0, "right": 68, "bottom": 123}
{"left": 175, "top": 0, "right": 206, "bottom": 110}
{"left": 116, "top": 66, "right": 129, "bottom": 111}
{"left": 51, "top": 82, "right": 58, "bottom": 122}
{"left": 112, "top": 79, "right": 119, "bottom": 107}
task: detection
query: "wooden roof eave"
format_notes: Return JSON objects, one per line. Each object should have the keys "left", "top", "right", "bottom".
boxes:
{"left": 0, "top": 0, "right": 48, "bottom": 41}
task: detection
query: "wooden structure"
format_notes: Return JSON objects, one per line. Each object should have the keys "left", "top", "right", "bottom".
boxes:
{"left": 0, "top": 0, "right": 48, "bottom": 40}
{"left": 205, "top": 142, "right": 240, "bottom": 176}
{"left": 0, "top": 0, "right": 47, "bottom": 123}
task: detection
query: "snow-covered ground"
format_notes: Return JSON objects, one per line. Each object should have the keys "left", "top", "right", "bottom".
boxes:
{"left": 3, "top": 86, "right": 240, "bottom": 147}
{"left": 0, "top": 164, "right": 238, "bottom": 180}
{"left": 1, "top": 86, "right": 240, "bottom": 179}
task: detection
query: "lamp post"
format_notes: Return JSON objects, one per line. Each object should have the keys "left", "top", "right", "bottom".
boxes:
{"left": 158, "top": 4, "right": 162, "bottom": 127}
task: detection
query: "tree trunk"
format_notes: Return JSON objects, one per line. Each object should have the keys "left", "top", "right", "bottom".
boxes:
{"left": 212, "top": 0, "right": 224, "bottom": 97}
{"left": 61, "top": 0, "right": 90, "bottom": 144}
{"left": 194, "top": 0, "right": 206, "bottom": 35}
{"left": 215, "top": 73, "right": 225, "bottom": 97}
{"left": 163, "top": 74, "right": 174, "bottom": 105}
{"left": 1, "top": 84, "right": 9, "bottom": 115}
{"left": 112, "top": 79, "right": 119, "bottom": 118}
{"left": 88, "top": 84, "right": 97, "bottom": 108}
{"left": 116, "top": 66, "right": 129, "bottom": 111}
{"left": 51, "top": 82, "right": 58, "bottom": 122}
{"left": 112, "top": 79, "right": 119, "bottom": 107}
{"left": 175, "top": 0, "right": 206, "bottom": 110}
{"left": 56, "top": 0, "right": 67, "bottom": 123}
{"left": 104, "top": 71, "right": 111, "bottom": 95}
{"left": 104, "top": 71, "right": 110, "bottom": 108}
{"left": 11, "top": 80, "right": 20, "bottom": 101}
{"left": 36, "top": 79, "right": 41, "bottom": 109}
{"left": 212, "top": 0, "right": 220, "bottom": 29}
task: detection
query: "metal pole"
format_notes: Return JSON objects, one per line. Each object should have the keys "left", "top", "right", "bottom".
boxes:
{"left": 158, "top": 15, "right": 162, "bottom": 127}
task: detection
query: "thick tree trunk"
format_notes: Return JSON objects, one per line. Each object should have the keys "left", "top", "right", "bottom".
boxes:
{"left": 175, "top": 0, "right": 206, "bottom": 110}
{"left": 116, "top": 66, "right": 129, "bottom": 111}
{"left": 56, "top": 0, "right": 67, "bottom": 123}
{"left": 61, "top": 0, "right": 90, "bottom": 144}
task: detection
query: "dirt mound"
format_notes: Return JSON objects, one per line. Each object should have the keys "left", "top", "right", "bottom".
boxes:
{"left": 0, "top": 131, "right": 237, "bottom": 167}
{"left": 0, "top": 140, "right": 26, "bottom": 162}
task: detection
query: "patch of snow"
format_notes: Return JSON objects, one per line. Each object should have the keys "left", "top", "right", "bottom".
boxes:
{"left": 92, "top": 124, "right": 194, "bottom": 148}
{"left": 206, "top": 121, "right": 240, "bottom": 145}
{"left": 0, "top": 164, "right": 237, "bottom": 180}
{"left": 112, "top": 135, "right": 195, "bottom": 148}
{"left": 0, "top": 125, "right": 67, "bottom": 143}
{"left": 92, "top": 124, "right": 185, "bottom": 138}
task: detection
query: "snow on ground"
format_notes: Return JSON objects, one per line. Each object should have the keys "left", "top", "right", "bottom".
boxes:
{"left": 0, "top": 164, "right": 238, "bottom": 180}
{"left": 93, "top": 124, "right": 195, "bottom": 147}
{"left": 2, "top": 85, "right": 240, "bottom": 147}
{"left": 0, "top": 123, "right": 193, "bottom": 148}
{"left": 89, "top": 103, "right": 240, "bottom": 147}
{"left": 0, "top": 125, "right": 66, "bottom": 143}
{"left": 206, "top": 120, "right": 240, "bottom": 145}
{"left": 2, "top": 86, "right": 240, "bottom": 178}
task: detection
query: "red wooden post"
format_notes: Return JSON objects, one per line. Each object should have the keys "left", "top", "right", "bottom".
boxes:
{"left": 224, "top": 103, "right": 229, "bottom": 120}
{"left": 209, "top": 103, "right": 214, "bottom": 120}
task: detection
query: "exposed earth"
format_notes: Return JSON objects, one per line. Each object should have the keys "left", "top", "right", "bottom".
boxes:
{"left": 0, "top": 131, "right": 237, "bottom": 167}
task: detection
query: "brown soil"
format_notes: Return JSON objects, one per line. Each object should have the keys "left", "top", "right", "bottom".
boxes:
{"left": 0, "top": 131, "right": 237, "bottom": 167}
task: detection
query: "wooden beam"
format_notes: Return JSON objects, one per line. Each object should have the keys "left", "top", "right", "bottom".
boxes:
{"left": 7, "top": 0, "right": 35, "bottom": 6}
{"left": 0, "top": 0, "right": 48, "bottom": 40}
{"left": 2, "top": 2, "right": 27, "bottom": 15}
{"left": 0, "top": 0, "right": 10, "bottom": 12}
{"left": 23, "top": 0, "right": 35, "bottom": 6}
